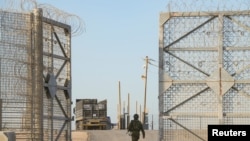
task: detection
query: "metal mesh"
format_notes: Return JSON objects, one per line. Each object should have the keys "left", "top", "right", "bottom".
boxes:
{"left": 0, "top": 10, "right": 34, "bottom": 134}
{"left": 159, "top": 11, "right": 250, "bottom": 141}
{"left": 0, "top": 9, "right": 71, "bottom": 141}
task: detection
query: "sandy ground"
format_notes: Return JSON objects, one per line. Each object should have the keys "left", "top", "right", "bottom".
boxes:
{"left": 72, "top": 130, "right": 158, "bottom": 141}
{"left": 72, "top": 131, "right": 88, "bottom": 141}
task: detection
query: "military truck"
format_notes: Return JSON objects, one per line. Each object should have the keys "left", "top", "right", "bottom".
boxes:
{"left": 74, "top": 99, "right": 111, "bottom": 130}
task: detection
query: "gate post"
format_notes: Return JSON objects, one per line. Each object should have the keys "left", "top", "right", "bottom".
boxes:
{"left": 33, "top": 8, "right": 44, "bottom": 141}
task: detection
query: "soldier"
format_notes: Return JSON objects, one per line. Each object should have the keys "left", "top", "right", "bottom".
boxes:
{"left": 127, "top": 114, "right": 145, "bottom": 141}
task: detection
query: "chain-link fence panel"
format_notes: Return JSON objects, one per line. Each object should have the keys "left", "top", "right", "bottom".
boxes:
{"left": 159, "top": 11, "right": 250, "bottom": 141}
{"left": 0, "top": 9, "right": 71, "bottom": 141}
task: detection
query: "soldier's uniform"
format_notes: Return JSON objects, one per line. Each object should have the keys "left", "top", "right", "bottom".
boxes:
{"left": 127, "top": 114, "right": 145, "bottom": 141}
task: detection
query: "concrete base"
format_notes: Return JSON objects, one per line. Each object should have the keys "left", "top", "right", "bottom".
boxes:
{"left": 0, "top": 132, "right": 15, "bottom": 141}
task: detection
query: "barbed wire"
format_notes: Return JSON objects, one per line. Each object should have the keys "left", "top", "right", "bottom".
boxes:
{"left": 2, "top": 0, "right": 250, "bottom": 36}
{"left": 166, "top": 0, "right": 250, "bottom": 12}
{"left": 0, "top": 0, "right": 85, "bottom": 36}
{"left": 38, "top": 3, "right": 85, "bottom": 36}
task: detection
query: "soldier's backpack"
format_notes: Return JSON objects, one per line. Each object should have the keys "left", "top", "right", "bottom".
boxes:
{"left": 128, "top": 120, "right": 141, "bottom": 132}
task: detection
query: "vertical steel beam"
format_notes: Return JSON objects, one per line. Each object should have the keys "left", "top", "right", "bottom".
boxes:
{"left": 158, "top": 13, "right": 170, "bottom": 141}
{"left": 0, "top": 99, "right": 2, "bottom": 131}
{"left": 66, "top": 27, "right": 72, "bottom": 141}
{"left": 218, "top": 14, "right": 224, "bottom": 124}
{"left": 33, "top": 8, "right": 43, "bottom": 141}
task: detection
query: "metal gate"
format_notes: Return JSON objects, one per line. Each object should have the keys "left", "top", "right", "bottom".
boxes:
{"left": 159, "top": 11, "right": 250, "bottom": 141}
{"left": 0, "top": 8, "right": 71, "bottom": 141}
{"left": 41, "top": 8, "right": 72, "bottom": 141}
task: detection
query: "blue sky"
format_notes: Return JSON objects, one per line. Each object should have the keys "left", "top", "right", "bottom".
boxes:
{"left": 35, "top": 0, "right": 169, "bottom": 129}
{"left": 1, "top": 0, "right": 248, "bottom": 131}
{"left": 32, "top": 0, "right": 250, "bottom": 130}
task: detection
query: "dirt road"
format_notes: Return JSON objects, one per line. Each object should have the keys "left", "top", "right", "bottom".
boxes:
{"left": 72, "top": 130, "right": 158, "bottom": 141}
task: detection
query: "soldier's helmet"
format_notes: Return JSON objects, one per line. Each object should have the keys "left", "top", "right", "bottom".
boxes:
{"left": 133, "top": 114, "right": 139, "bottom": 120}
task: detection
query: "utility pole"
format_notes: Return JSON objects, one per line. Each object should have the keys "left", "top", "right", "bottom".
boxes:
{"left": 118, "top": 81, "right": 121, "bottom": 129}
{"left": 127, "top": 93, "right": 130, "bottom": 128}
{"left": 140, "top": 104, "right": 142, "bottom": 122}
{"left": 123, "top": 101, "right": 125, "bottom": 129}
{"left": 136, "top": 101, "right": 138, "bottom": 114}
{"left": 142, "top": 56, "right": 149, "bottom": 127}
{"left": 152, "top": 114, "right": 154, "bottom": 130}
